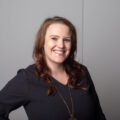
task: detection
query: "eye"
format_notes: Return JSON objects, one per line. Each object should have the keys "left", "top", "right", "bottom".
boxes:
{"left": 64, "top": 39, "right": 71, "bottom": 42}
{"left": 51, "top": 37, "right": 57, "bottom": 40}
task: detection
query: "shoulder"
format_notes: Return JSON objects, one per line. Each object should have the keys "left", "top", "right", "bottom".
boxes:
{"left": 80, "top": 63, "right": 87, "bottom": 70}
{"left": 0, "top": 64, "right": 35, "bottom": 95}
{"left": 17, "top": 64, "right": 35, "bottom": 78}
{"left": 6, "top": 64, "right": 36, "bottom": 87}
{"left": 74, "top": 61, "right": 89, "bottom": 73}
{"left": 17, "top": 64, "right": 35, "bottom": 73}
{"left": 78, "top": 63, "right": 93, "bottom": 85}
{"left": 73, "top": 61, "right": 87, "bottom": 70}
{"left": 79, "top": 63, "right": 90, "bottom": 75}
{"left": 72, "top": 61, "right": 91, "bottom": 78}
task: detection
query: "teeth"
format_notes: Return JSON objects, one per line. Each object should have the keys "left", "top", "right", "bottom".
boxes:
{"left": 53, "top": 50, "right": 64, "bottom": 55}
{"left": 55, "top": 51, "right": 64, "bottom": 54}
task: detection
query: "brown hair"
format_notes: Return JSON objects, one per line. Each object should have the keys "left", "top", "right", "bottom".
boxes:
{"left": 33, "top": 16, "right": 88, "bottom": 95}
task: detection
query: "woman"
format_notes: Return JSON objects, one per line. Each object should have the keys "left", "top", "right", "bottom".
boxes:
{"left": 0, "top": 16, "right": 106, "bottom": 120}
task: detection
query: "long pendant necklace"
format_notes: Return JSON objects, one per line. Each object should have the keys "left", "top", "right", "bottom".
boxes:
{"left": 55, "top": 85, "right": 77, "bottom": 120}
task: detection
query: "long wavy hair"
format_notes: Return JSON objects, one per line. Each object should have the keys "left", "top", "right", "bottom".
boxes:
{"left": 33, "top": 16, "right": 88, "bottom": 95}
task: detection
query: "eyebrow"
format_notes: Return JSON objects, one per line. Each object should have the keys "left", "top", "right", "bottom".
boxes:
{"left": 50, "top": 35, "right": 71, "bottom": 39}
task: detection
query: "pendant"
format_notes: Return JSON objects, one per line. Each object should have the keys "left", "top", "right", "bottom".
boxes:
{"left": 69, "top": 114, "right": 77, "bottom": 120}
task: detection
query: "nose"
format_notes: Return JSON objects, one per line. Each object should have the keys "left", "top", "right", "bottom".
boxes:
{"left": 57, "top": 39, "right": 64, "bottom": 48}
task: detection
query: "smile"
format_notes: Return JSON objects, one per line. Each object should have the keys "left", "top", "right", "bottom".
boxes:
{"left": 53, "top": 50, "right": 65, "bottom": 56}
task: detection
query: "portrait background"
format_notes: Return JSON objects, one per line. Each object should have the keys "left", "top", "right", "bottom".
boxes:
{"left": 0, "top": 0, "right": 120, "bottom": 120}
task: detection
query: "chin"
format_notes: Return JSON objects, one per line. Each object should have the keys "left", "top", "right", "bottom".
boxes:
{"left": 53, "top": 59, "right": 65, "bottom": 64}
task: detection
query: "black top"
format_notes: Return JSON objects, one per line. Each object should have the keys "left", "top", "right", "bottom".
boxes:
{"left": 0, "top": 64, "right": 106, "bottom": 120}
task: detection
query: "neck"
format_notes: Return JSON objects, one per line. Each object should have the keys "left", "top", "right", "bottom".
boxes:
{"left": 46, "top": 60, "right": 69, "bottom": 85}
{"left": 46, "top": 61, "right": 65, "bottom": 75}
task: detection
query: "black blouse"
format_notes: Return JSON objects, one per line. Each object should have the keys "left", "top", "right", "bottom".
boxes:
{"left": 0, "top": 64, "right": 106, "bottom": 120}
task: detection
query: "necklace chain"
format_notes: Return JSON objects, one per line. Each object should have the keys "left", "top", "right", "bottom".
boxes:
{"left": 55, "top": 85, "right": 74, "bottom": 117}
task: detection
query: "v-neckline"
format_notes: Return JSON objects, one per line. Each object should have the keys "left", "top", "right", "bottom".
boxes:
{"left": 50, "top": 76, "right": 68, "bottom": 87}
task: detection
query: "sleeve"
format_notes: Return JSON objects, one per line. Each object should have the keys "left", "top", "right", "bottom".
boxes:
{"left": 84, "top": 66, "right": 106, "bottom": 120}
{"left": 0, "top": 69, "right": 29, "bottom": 120}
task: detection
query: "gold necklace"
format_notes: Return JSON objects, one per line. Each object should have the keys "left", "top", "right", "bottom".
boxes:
{"left": 55, "top": 85, "right": 77, "bottom": 120}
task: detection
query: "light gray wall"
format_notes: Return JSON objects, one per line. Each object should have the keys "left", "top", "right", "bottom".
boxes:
{"left": 0, "top": 0, "right": 83, "bottom": 120}
{"left": 83, "top": 0, "right": 120, "bottom": 120}
{"left": 0, "top": 0, "right": 120, "bottom": 120}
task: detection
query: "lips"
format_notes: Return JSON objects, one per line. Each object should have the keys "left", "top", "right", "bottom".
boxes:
{"left": 53, "top": 50, "right": 65, "bottom": 56}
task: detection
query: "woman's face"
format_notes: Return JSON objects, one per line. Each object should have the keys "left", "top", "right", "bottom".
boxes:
{"left": 44, "top": 23, "right": 71, "bottom": 65}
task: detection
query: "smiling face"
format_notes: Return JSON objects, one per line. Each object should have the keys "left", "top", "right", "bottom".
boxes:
{"left": 44, "top": 23, "right": 71, "bottom": 66}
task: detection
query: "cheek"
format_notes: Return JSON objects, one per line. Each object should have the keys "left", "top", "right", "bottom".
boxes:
{"left": 49, "top": 41, "right": 55, "bottom": 47}
{"left": 66, "top": 43, "right": 71, "bottom": 50}
{"left": 44, "top": 41, "right": 55, "bottom": 53}
{"left": 44, "top": 39, "right": 52, "bottom": 47}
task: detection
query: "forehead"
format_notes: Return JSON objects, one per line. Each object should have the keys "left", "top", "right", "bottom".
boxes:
{"left": 46, "top": 23, "right": 71, "bottom": 36}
